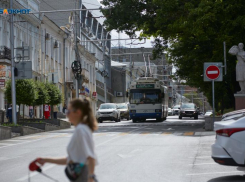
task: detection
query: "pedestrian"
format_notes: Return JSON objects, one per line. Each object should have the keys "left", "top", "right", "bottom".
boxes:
{"left": 29, "top": 106, "right": 33, "bottom": 118}
{"left": 53, "top": 105, "right": 58, "bottom": 119}
{"left": 63, "top": 104, "right": 67, "bottom": 114}
{"left": 6, "top": 104, "right": 12, "bottom": 123}
{"left": 36, "top": 98, "right": 98, "bottom": 182}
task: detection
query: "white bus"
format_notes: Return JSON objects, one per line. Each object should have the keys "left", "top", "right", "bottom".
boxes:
{"left": 127, "top": 77, "right": 168, "bottom": 122}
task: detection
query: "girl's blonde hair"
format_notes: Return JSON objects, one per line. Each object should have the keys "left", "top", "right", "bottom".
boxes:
{"left": 70, "top": 98, "right": 98, "bottom": 131}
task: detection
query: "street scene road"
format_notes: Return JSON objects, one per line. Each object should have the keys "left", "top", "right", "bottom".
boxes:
{"left": 1, "top": 116, "right": 244, "bottom": 182}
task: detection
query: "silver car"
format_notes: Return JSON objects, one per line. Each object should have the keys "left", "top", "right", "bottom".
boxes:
{"left": 96, "top": 103, "right": 121, "bottom": 123}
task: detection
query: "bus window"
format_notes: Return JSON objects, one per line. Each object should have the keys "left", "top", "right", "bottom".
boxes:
{"left": 130, "top": 89, "right": 161, "bottom": 104}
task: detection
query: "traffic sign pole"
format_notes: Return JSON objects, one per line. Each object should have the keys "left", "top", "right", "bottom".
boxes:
{"left": 204, "top": 64, "right": 221, "bottom": 124}
{"left": 212, "top": 80, "right": 215, "bottom": 123}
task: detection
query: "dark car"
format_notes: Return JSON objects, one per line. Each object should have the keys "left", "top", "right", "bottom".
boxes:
{"left": 179, "top": 103, "right": 199, "bottom": 120}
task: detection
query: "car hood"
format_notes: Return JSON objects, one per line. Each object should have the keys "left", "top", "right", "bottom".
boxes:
{"left": 182, "top": 109, "right": 195, "bottom": 111}
{"left": 98, "top": 109, "right": 116, "bottom": 112}
{"left": 118, "top": 109, "right": 128, "bottom": 112}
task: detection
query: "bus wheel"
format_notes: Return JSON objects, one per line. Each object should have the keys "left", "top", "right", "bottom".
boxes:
{"left": 132, "top": 119, "right": 137, "bottom": 123}
{"left": 162, "top": 117, "right": 166, "bottom": 121}
{"left": 156, "top": 118, "right": 163, "bottom": 122}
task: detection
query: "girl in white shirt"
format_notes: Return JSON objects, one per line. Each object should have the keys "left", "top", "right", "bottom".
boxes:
{"left": 36, "top": 98, "right": 98, "bottom": 182}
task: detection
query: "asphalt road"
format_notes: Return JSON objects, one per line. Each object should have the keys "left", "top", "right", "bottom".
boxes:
{"left": 0, "top": 116, "right": 245, "bottom": 182}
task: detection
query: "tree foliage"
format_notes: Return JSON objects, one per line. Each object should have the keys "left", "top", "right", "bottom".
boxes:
{"left": 101, "top": 0, "right": 244, "bottom": 112}
{"left": 45, "top": 82, "right": 62, "bottom": 106}
{"left": 5, "top": 80, "right": 62, "bottom": 106}
{"left": 5, "top": 79, "right": 38, "bottom": 106}
{"left": 34, "top": 81, "right": 50, "bottom": 106}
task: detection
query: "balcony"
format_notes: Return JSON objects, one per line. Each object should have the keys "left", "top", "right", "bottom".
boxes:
{"left": 82, "top": 69, "right": 89, "bottom": 83}
{"left": 0, "top": 46, "right": 11, "bottom": 65}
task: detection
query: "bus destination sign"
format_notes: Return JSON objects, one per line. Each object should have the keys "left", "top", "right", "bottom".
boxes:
{"left": 136, "top": 84, "right": 155, "bottom": 88}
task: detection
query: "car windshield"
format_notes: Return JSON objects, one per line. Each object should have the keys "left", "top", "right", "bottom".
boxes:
{"left": 173, "top": 105, "right": 180, "bottom": 109}
{"left": 181, "top": 104, "right": 195, "bottom": 109}
{"left": 130, "top": 89, "right": 161, "bottom": 104}
{"left": 100, "top": 104, "right": 116, "bottom": 109}
{"left": 117, "top": 104, "right": 127, "bottom": 109}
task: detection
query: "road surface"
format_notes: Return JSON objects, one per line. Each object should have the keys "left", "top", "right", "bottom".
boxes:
{"left": 0, "top": 116, "right": 244, "bottom": 182}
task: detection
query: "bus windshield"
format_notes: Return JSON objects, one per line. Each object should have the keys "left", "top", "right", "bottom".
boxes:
{"left": 130, "top": 89, "right": 162, "bottom": 104}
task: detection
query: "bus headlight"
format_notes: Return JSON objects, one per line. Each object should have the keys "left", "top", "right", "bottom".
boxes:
{"left": 130, "top": 110, "right": 136, "bottom": 113}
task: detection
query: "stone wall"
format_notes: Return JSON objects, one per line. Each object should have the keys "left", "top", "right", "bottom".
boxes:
{"left": 0, "top": 126, "right": 11, "bottom": 140}
{"left": 59, "top": 120, "right": 71, "bottom": 129}
{"left": 205, "top": 116, "right": 222, "bottom": 131}
{"left": 11, "top": 126, "right": 44, "bottom": 136}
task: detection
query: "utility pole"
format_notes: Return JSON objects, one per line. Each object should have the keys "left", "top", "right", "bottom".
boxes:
{"left": 10, "top": 0, "right": 17, "bottom": 124}
{"left": 102, "top": 36, "right": 107, "bottom": 103}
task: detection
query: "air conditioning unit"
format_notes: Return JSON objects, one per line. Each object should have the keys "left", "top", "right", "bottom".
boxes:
{"left": 116, "top": 92, "right": 123, "bottom": 97}
{"left": 45, "top": 33, "right": 50, "bottom": 40}
{"left": 54, "top": 41, "right": 59, "bottom": 48}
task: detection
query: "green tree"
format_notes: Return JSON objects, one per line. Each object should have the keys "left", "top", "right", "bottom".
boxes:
{"left": 45, "top": 82, "right": 62, "bottom": 119}
{"left": 45, "top": 82, "right": 62, "bottom": 106}
{"left": 5, "top": 79, "right": 38, "bottom": 106}
{"left": 34, "top": 81, "right": 50, "bottom": 106}
{"left": 101, "top": 0, "right": 243, "bottom": 113}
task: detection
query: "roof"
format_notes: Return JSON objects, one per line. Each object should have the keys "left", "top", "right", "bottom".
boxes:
{"left": 111, "top": 61, "right": 127, "bottom": 67}
{"left": 40, "top": 0, "right": 104, "bottom": 27}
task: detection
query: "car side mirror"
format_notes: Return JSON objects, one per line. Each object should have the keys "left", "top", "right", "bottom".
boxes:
{"left": 178, "top": 107, "right": 180, "bottom": 109}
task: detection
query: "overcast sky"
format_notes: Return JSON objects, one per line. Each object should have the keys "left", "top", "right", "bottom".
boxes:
{"left": 90, "top": 0, "right": 153, "bottom": 48}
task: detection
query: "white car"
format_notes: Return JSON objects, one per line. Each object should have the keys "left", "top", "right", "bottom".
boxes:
{"left": 96, "top": 103, "right": 121, "bottom": 123}
{"left": 205, "top": 110, "right": 213, "bottom": 116}
{"left": 168, "top": 108, "right": 173, "bottom": 116}
{"left": 172, "top": 105, "right": 180, "bottom": 115}
{"left": 212, "top": 114, "right": 245, "bottom": 166}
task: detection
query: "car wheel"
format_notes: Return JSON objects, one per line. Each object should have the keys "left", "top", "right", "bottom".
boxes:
{"left": 179, "top": 115, "right": 182, "bottom": 119}
{"left": 127, "top": 117, "right": 130, "bottom": 120}
{"left": 194, "top": 115, "right": 198, "bottom": 120}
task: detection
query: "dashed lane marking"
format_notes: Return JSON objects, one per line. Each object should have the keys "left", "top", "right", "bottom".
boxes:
{"left": 184, "top": 132, "right": 194, "bottom": 136}
{"left": 162, "top": 132, "right": 172, "bottom": 135}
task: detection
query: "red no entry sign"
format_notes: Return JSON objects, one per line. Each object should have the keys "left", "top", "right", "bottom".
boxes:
{"left": 205, "top": 65, "right": 220, "bottom": 80}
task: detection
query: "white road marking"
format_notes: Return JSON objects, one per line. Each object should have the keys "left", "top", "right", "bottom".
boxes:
{"left": 118, "top": 149, "right": 142, "bottom": 158}
{"left": 188, "top": 163, "right": 216, "bottom": 166}
{"left": 207, "top": 71, "right": 218, "bottom": 74}
{"left": 96, "top": 126, "right": 148, "bottom": 147}
{"left": 188, "top": 156, "right": 211, "bottom": 159}
{"left": 186, "top": 171, "right": 244, "bottom": 176}
{"left": 17, "top": 164, "right": 56, "bottom": 181}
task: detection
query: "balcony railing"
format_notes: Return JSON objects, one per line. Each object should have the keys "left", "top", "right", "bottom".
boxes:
{"left": 0, "top": 46, "right": 11, "bottom": 65}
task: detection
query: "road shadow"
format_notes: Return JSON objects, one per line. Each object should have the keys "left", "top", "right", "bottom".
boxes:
{"left": 207, "top": 175, "right": 245, "bottom": 182}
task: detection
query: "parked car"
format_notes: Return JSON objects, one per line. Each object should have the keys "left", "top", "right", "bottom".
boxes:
{"left": 173, "top": 105, "right": 180, "bottom": 115}
{"left": 205, "top": 110, "right": 213, "bottom": 116}
{"left": 168, "top": 108, "right": 173, "bottom": 116}
{"left": 96, "top": 103, "right": 121, "bottom": 123}
{"left": 179, "top": 103, "right": 199, "bottom": 120}
{"left": 221, "top": 109, "right": 245, "bottom": 121}
{"left": 212, "top": 114, "right": 245, "bottom": 166}
{"left": 117, "top": 103, "right": 130, "bottom": 120}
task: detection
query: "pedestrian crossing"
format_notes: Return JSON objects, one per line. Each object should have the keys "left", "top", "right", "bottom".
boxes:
{"left": 0, "top": 131, "right": 215, "bottom": 148}
{"left": 94, "top": 131, "right": 215, "bottom": 137}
